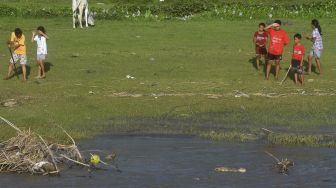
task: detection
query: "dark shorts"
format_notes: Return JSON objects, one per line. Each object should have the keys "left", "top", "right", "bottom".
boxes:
{"left": 267, "top": 53, "right": 282, "bottom": 61}
{"left": 256, "top": 46, "right": 267, "bottom": 55}
{"left": 291, "top": 59, "right": 303, "bottom": 74}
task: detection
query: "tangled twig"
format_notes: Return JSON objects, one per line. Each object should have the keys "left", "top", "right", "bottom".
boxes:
{"left": 0, "top": 116, "right": 87, "bottom": 175}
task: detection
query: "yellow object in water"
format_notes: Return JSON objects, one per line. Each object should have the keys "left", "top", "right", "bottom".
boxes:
{"left": 214, "top": 167, "right": 247, "bottom": 173}
{"left": 90, "top": 154, "right": 101, "bottom": 165}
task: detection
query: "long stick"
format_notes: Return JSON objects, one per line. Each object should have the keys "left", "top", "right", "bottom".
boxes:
{"left": 265, "top": 151, "right": 281, "bottom": 163}
{"left": 37, "top": 134, "right": 60, "bottom": 173}
{"left": 0, "top": 116, "right": 21, "bottom": 132}
{"left": 280, "top": 65, "right": 291, "bottom": 85}
{"left": 8, "top": 47, "right": 20, "bottom": 80}
{"left": 60, "top": 154, "right": 90, "bottom": 167}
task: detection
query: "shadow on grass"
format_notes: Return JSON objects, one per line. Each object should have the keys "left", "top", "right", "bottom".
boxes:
{"left": 6, "top": 65, "right": 31, "bottom": 80}
{"left": 303, "top": 60, "right": 318, "bottom": 74}
{"left": 44, "top": 62, "right": 53, "bottom": 73}
{"left": 248, "top": 57, "right": 267, "bottom": 75}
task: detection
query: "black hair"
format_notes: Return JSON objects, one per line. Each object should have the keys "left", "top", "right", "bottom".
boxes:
{"left": 259, "top": 23, "right": 266, "bottom": 27}
{"left": 311, "top": 19, "right": 322, "bottom": 35}
{"left": 274, "top": 20, "right": 282, "bottom": 25}
{"left": 37, "top": 26, "right": 46, "bottom": 34}
{"left": 14, "top": 28, "right": 22, "bottom": 38}
{"left": 294, "top": 33, "right": 302, "bottom": 40}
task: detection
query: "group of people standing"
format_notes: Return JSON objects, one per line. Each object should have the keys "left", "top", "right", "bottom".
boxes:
{"left": 4, "top": 26, "right": 49, "bottom": 81}
{"left": 253, "top": 19, "right": 323, "bottom": 85}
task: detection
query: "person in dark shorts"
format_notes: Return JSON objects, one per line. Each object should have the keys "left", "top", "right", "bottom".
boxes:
{"left": 264, "top": 20, "right": 289, "bottom": 80}
{"left": 291, "top": 33, "right": 305, "bottom": 85}
{"left": 253, "top": 23, "right": 268, "bottom": 70}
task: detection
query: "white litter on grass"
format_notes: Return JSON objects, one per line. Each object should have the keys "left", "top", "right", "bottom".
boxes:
{"left": 126, "top": 75, "right": 136, "bottom": 79}
{"left": 234, "top": 91, "right": 249, "bottom": 98}
{"left": 308, "top": 79, "right": 314, "bottom": 82}
{"left": 96, "top": 2, "right": 105, "bottom": 5}
{"left": 130, "top": 52, "right": 137, "bottom": 55}
{"left": 1, "top": 99, "right": 18, "bottom": 107}
{"left": 89, "top": 91, "right": 94, "bottom": 94}
{"left": 149, "top": 57, "right": 155, "bottom": 61}
{"left": 135, "top": 35, "right": 141, "bottom": 38}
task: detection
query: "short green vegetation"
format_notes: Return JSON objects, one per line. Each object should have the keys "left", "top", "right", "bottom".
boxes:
{"left": 0, "top": 1, "right": 335, "bottom": 147}
{"left": 0, "top": 0, "right": 336, "bottom": 20}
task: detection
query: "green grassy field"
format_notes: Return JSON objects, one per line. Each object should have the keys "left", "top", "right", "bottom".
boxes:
{"left": 0, "top": 17, "right": 335, "bottom": 146}
{"left": 0, "top": 0, "right": 327, "bottom": 10}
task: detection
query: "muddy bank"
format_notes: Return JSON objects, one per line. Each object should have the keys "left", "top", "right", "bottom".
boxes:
{"left": 0, "top": 135, "right": 335, "bottom": 188}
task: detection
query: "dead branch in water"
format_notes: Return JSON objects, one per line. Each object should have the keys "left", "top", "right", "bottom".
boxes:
{"left": 265, "top": 151, "right": 294, "bottom": 175}
{"left": 0, "top": 116, "right": 118, "bottom": 175}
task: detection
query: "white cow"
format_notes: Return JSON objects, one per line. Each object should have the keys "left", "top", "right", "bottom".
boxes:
{"left": 72, "top": 0, "right": 89, "bottom": 28}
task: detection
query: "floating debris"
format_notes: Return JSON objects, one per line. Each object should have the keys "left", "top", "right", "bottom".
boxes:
{"left": 0, "top": 116, "right": 120, "bottom": 175}
{"left": 215, "top": 166, "right": 247, "bottom": 173}
{"left": 265, "top": 151, "right": 294, "bottom": 175}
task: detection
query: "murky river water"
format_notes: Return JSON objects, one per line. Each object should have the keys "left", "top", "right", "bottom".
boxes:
{"left": 1, "top": 135, "right": 335, "bottom": 188}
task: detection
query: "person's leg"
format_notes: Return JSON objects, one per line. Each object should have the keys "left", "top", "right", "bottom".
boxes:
{"left": 266, "top": 59, "right": 273, "bottom": 80}
{"left": 307, "top": 49, "right": 314, "bottom": 74}
{"left": 20, "top": 55, "right": 27, "bottom": 81}
{"left": 315, "top": 58, "right": 322, "bottom": 75}
{"left": 300, "top": 73, "right": 304, "bottom": 85}
{"left": 40, "top": 60, "right": 46, "bottom": 78}
{"left": 4, "top": 64, "right": 14, "bottom": 80}
{"left": 294, "top": 73, "right": 298, "bottom": 84}
{"left": 37, "top": 60, "right": 42, "bottom": 78}
{"left": 275, "top": 59, "right": 281, "bottom": 80}
{"left": 21, "top": 64, "right": 26, "bottom": 81}
{"left": 256, "top": 54, "right": 261, "bottom": 70}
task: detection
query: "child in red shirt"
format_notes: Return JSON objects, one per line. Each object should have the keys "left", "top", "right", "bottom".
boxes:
{"left": 253, "top": 23, "right": 268, "bottom": 70}
{"left": 264, "top": 20, "right": 289, "bottom": 80}
{"left": 291, "top": 33, "right": 305, "bottom": 85}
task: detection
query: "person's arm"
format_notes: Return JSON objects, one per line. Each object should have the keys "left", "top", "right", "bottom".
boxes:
{"left": 300, "top": 47, "right": 305, "bottom": 68}
{"left": 38, "top": 30, "right": 49, "bottom": 40}
{"left": 15, "top": 35, "right": 25, "bottom": 49}
{"left": 304, "top": 32, "right": 314, "bottom": 42}
{"left": 283, "top": 32, "right": 289, "bottom": 46}
{"left": 32, "top": 31, "right": 36, "bottom": 42}
{"left": 253, "top": 33, "right": 257, "bottom": 45}
{"left": 264, "top": 23, "right": 278, "bottom": 31}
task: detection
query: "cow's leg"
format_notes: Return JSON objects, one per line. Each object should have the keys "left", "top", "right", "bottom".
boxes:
{"left": 78, "top": 8, "right": 83, "bottom": 28}
{"left": 84, "top": 6, "right": 89, "bottom": 27}
{"left": 73, "top": 13, "right": 76, "bottom": 28}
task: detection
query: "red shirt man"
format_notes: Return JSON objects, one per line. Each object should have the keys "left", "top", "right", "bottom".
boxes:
{"left": 264, "top": 20, "right": 289, "bottom": 80}
{"left": 268, "top": 28, "right": 289, "bottom": 55}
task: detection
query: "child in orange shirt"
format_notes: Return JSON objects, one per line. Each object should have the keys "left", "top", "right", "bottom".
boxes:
{"left": 5, "top": 28, "right": 27, "bottom": 81}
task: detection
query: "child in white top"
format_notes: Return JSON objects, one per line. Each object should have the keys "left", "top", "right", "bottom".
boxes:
{"left": 32, "top": 26, "right": 49, "bottom": 79}
{"left": 305, "top": 19, "right": 323, "bottom": 75}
